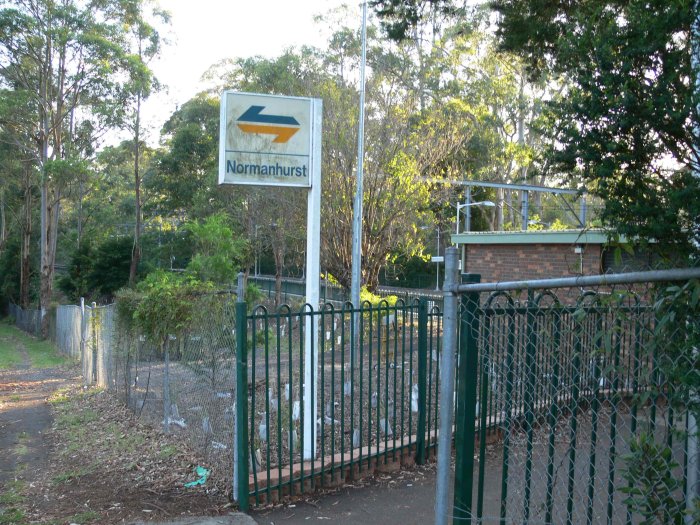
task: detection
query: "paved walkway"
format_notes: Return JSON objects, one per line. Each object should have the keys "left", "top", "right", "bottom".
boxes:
{"left": 251, "top": 464, "right": 445, "bottom": 525}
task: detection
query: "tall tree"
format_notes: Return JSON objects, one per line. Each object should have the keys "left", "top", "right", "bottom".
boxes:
{"left": 120, "top": 0, "right": 168, "bottom": 286}
{"left": 0, "top": 0, "right": 156, "bottom": 332}
{"left": 493, "top": 0, "right": 700, "bottom": 252}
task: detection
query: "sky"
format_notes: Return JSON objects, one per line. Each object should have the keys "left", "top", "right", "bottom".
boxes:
{"left": 140, "top": 0, "right": 355, "bottom": 142}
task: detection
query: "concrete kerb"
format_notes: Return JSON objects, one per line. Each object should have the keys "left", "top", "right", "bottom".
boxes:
{"left": 128, "top": 514, "right": 257, "bottom": 525}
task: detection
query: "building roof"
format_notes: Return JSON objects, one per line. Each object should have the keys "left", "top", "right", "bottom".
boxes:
{"left": 451, "top": 229, "right": 618, "bottom": 245}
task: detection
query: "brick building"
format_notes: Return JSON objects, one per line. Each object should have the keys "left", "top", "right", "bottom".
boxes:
{"left": 450, "top": 230, "right": 641, "bottom": 283}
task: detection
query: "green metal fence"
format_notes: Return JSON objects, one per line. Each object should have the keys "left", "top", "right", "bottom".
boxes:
{"left": 443, "top": 259, "right": 700, "bottom": 524}
{"left": 235, "top": 297, "right": 444, "bottom": 507}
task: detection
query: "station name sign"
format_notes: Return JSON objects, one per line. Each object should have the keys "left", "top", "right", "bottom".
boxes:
{"left": 218, "top": 92, "right": 315, "bottom": 188}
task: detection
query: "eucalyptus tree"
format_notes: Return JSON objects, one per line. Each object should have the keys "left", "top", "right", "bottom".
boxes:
{"left": 118, "top": 0, "right": 168, "bottom": 286}
{"left": 0, "top": 136, "right": 35, "bottom": 307}
{"left": 493, "top": 0, "right": 699, "bottom": 252}
{"left": 375, "top": 3, "right": 564, "bottom": 229}
{"left": 0, "top": 0, "right": 159, "bottom": 333}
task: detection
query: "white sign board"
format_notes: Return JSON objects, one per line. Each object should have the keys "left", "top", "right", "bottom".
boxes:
{"left": 219, "top": 90, "right": 322, "bottom": 461}
{"left": 219, "top": 91, "right": 314, "bottom": 188}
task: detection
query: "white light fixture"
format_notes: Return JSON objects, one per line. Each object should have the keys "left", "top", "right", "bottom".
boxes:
{"left": 455, "top": 201, "right": 496, "bottom": 234}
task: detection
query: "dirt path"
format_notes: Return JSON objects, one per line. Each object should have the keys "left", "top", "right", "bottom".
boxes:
{"left": 0, "top": 340, "right": 75, "bottom": 483}
{"left": 0, "top": 336, "right": 78, "bottom": 525}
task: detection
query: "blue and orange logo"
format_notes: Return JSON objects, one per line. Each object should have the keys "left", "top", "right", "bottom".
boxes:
{"left": 236, "top": 105, "right": 300, "bottom": 144}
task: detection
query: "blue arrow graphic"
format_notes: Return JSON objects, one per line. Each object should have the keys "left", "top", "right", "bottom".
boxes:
{"left": 237, "top": 106, "right": 299, "bottom": 126}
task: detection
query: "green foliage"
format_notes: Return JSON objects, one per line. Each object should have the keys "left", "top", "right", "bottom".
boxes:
{"left": 650, "top": 279, "right": 700, "bottom": 417}
{"left": 360, "top": 287, "right": 398, "bottom": 308}
{"left": 152, "top": 94, "right": 220, "bottom": 211}
{"left": 58, "top": 243, "right": 94, "bottom": 302}
{"left": 131, "top": 270, "right": 212, "bottom": 345}
{"left": 493, "top": 0, "right": 699, "bottom": 253}
{"left": 370, "top": 0, "right": 457, "bottom": 41}
{"left": 184, "top": 213, "right": 248, "bottom": 285}
{"left": 113, "top": 287, "right": 142, "bottom": 333}
{"left": 245, "top": 283, "right": 264, "bottom": 310}
{"left": 0, "top": 234, "right": 30, "bottom": 307}
{"left": 89, "top": 237, "right": 133, "bottom": 299}
{"left": 620, "top": 432, "right": 686, "bottom": 525}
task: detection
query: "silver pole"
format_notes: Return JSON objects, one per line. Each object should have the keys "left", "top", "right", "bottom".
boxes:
{"left": 687, "top": 5, "right": 700, "bottom": 520}
{"left": 458, "top": 267, "right": 700, "bottom": 294}
{"left": 465, "top": 186, "right": 472, "bottom": 232}
{"left": 435, "top": 228, "right": 440, "bottom": 291}
{"left": 350, "top": 1, "right": 368, "bottom": 364}
{"left": 233, "top": 272, "right": 244, "bottom": 501}
{"left": 434, "top": 247, "right": 459, "bottom": 525}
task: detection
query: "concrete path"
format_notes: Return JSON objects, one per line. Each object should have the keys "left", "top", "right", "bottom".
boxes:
{"left": 251, "top": 465, "right": 444, "bottom": 525}
{"left": 129, "top": 515, "right": 257, "bottom": 525}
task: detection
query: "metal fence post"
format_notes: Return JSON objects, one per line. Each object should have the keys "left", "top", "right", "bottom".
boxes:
{"left": 416, "top": 297, "right": 428, "bottom": 465}
{"left": 163, "top": 338, "right": 170, "bottom": 434}
{"left": 434, "top": 247, "right": 461, "bottom": 525}
{"left": 453, "top": 272, "right": 481, "bottom": 524}
{"left": 235, "top": 273, "right": 250, "bottom": 512}
{"left": 80, "top": 298, "right": 86, "bottom": 384}
{"left": 91, "top": 302, "right": 97, "bottom": 384}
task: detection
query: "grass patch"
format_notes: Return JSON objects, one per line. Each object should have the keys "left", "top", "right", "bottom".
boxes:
{"left": 12, "top": 444, "right": 28, "bottom": 456}
{"left": 24, "top": 337, "right": 67, "bottom": 368}
{"left": 116, "top": 432, "right": 146, "bottom": 453}
{"left": 0, "top": 321, "right": 67, "bottom": 369}
{"left": 48, "top": 387, "right": 71, "bottom": 405}
{"left": 56, "top": 409, "right": 98, "bottom": 429}
{"left": 51, "top": 464, "right": 95, "bottom": 485}
{"left": 0, "top": 508, "right": 24, "bottom": 525}
{"left": 8, "top": 395, "right": 20, "bottom": 402}
{"left": 159, "top": 444, "right": 179, "bottom": 459}
{"left": 0, "top": 323, "right": 24, "bottom": 370}
{"left": 55, "top": 408, "right": 99, "bottom": 453}
{"left": 0, "top": 480, "right": 25, "bottom": 506}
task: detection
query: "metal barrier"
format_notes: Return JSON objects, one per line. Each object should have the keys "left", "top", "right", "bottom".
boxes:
{"left": 8, "top": 302, "right": 42, "bottom": 336}
{"left": 438, "top": 247, "right": 700, "bottom": 525}
{"left": 237, "top": 296, "right": 444, "bottom": 507}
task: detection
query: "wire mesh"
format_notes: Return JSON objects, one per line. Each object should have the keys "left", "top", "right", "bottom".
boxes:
{"left": 8, "top": 302, "right": 42, "bottom": 336}
{"left": 54, "top": 305, "right": 82, "bottom": 359}
{"left": 110, "top": 294, "right": 239, "bottom": 485}
{"left": 456, "top": 278, "right": 700, "bottom": 524}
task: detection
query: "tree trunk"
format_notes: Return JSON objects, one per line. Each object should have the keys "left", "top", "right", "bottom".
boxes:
{"left": 20, "top": 182, "right": 32, "bottom": 309}
{"left": 40, "top": 185, "right": 59, "bottom": 336}
{"left": 129, "top": 90, "right": 142, "bottom": 286}
{"left": 0, "top": 189, "right": 6, "bottom": 254}
{"left": 273, "top": 244, "right": 284, "bottom": 306}
{"left": 496, "top": 187, "right": 504, "bottom": 230}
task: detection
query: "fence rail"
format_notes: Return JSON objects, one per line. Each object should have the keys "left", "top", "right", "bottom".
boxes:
{"left": 241, "top": 298, "right": 443, "bottom": 506}
{"left": 439, "top": 248, "right": 700, "bottom": 525}
{"left": 8, "top": 262, "right": 699, "bottom": 523}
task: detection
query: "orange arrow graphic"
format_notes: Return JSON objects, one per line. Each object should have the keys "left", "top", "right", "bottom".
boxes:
{"left": 237, "top": 123, "right": 299, "bottom": 143}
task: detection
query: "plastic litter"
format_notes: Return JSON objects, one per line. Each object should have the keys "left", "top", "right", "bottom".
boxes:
{"left": 184, "top": 466, "right": 210, "bottom": 487}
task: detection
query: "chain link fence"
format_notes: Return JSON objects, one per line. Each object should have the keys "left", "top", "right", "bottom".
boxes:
{"left": 8, "top": 262, "right": 699, "bottom": 520}
{"left": 440, "top": 254, "right": 700, "bottom": 525}
{"left": 9, "top": 295, "right": 240, "bottom": 489}
{"left": 8, "top": 302, "right": 42, "bottom": 336}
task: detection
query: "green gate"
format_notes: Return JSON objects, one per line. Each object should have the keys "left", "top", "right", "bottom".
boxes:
{"left": 446, "top": 252, "right": 700, "bottom": 524}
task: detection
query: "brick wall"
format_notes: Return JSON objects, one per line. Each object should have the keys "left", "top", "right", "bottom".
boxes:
{"left": 463, "top": 243, "right": 603, "bottom": 283}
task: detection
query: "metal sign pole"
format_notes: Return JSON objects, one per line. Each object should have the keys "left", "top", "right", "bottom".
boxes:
{"left": 303, "top": 99, "right": 322, "bottom": 460}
